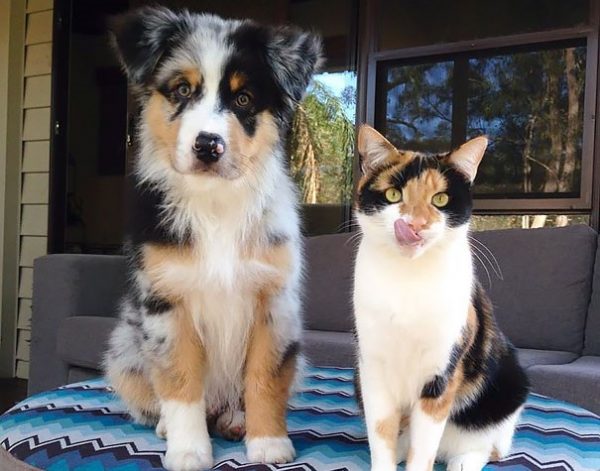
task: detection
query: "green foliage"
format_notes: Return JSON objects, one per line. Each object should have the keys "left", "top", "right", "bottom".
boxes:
{"left": 288, "top": 80, "right": 355, "bottom": 204}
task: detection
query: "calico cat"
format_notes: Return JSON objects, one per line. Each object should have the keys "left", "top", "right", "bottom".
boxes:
{"left": 353, "top": 125, "right": 529, "bottom": 471}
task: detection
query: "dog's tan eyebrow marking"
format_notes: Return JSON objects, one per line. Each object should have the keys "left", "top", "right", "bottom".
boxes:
{"left": 230, "top": 71, "right": 247, "bottom": 93}
{"left": 166, "top": 68, "right": 203, "bottom": 91}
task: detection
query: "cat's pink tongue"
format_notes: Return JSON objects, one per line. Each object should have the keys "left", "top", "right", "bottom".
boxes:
{"left": 394, "top": 219, "right": 422, "bottom": 246}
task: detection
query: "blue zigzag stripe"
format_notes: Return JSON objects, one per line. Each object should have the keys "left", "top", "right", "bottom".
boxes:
{"left": 1, "top": 367, "right": 599, "bottom": 470}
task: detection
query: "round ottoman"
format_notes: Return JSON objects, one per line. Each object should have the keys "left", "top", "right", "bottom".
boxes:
{"left": 1, "top": 367, "right": 599, "bottom": 470}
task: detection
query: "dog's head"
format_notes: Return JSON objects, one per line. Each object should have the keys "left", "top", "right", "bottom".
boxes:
{"left": 111, "top": 7, "right": 322, "bottom": 180}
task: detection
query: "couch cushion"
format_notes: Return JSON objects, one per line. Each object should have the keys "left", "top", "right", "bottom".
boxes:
{"left": 516, "top": 348, "right": 578, "bottom": 369}
{"left": 2, "top": 370, "right": 600, "bottom": 470}
{"left": 528, "top": 356, "right": 600, "bottom": 415}
{"left": 304, "top": 330, "right": 355, "bottom": 368}
{"left": 57, "top": 316, "right": 117, "bottom": 371}
{"left": 584, "top": 236, "right": 600, "bottom": 355}
{"left": 304, "top": 233, "right": 356, "bottom": 332}
{"left": 473, "top": 225, "right": 597, "bottom": 353}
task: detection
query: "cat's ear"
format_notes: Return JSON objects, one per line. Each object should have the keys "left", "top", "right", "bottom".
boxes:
{"left": 447, "top": 136, "right": 488, "bottom": 182}
{"left": 357, "top": 125, "right": 397, "bottom": 172}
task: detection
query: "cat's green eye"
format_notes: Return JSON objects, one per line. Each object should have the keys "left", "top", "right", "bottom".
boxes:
{"left": 385, "top": 188, "right": 402, "bottom": 203}
{"left": 432, "top": 192, "right": 449, "bottom": 208}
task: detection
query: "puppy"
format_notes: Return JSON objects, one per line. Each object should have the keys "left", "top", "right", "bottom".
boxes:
{"left": 103, "top": 7, "right": 321, "bottom": 471}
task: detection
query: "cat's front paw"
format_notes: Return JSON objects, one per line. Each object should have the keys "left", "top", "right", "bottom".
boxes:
{"left": 163, "top": 446, "right": 213, "bottom": 471}
{"left": 246, "top": 436, "right": 295, "bottom": 464}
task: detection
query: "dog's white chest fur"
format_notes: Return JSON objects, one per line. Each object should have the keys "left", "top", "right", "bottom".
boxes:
{"left": 354, "top": 234, "right": 473, "bottom": 405}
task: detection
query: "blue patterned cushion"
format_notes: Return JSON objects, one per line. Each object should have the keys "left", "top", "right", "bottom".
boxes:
{"left": 1, "top": 367, "right": 599, "bottom": 470}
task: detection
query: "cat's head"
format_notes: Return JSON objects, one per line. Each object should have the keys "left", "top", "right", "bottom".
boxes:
{"left": 355, "top": 125, "right": 487, "bottom": 258}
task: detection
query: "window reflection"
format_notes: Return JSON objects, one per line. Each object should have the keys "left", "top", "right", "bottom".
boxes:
{"left": 376, "top": 42, "right": 586, "bottom": 198}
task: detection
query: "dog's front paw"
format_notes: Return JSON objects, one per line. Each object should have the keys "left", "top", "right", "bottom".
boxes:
{"left": 163, "top": 446, "right": 213, "bottom": 471}
{"left": 155, "top": 416, "right": 167, "bottom": 439}
{"left": 246, "top": 436, "right": 295, "bottom": 464}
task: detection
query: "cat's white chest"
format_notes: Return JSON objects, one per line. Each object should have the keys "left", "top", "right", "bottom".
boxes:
{"left": 353, "top": 237, "right": 473, "bottom": 404}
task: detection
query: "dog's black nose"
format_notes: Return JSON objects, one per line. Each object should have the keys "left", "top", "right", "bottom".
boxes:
{"left": 193, "top": 132, "right": 225, "bottom": 163}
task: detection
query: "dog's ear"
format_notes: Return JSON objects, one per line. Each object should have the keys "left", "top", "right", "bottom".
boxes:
{"left": 109, "top": 7, "right": 191, "bottom": 85}
{"left": 266, "top": 27, "right": 324, "bottom": 103}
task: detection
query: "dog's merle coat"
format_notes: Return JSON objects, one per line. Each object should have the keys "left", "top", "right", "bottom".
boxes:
{"left": 103, "top": 8, "right": 321, "bottom": 471}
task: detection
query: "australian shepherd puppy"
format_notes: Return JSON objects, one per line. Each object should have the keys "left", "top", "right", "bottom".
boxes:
{"left": 103, "top": 7, "right": 321, "bottom": 471}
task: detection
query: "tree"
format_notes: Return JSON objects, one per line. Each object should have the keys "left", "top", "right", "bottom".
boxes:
{"left": 288, "top": 79, "right": 355, "bottom": 204}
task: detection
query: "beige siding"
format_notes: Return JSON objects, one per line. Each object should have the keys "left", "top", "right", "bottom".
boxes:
{"left": 16, "top": 329, "right": 31, "bottom": 361}
{"left": 16, "top": 360, "right": 29, "bottom": 379}
{"left": 21, "top": 204, "right": 48, "bottom": 236}
{"left": 19, "top": 236, "right": 47, "bottom": 267}
{"left": 22, "top": 141, "right": 50, "bottom": 172}
{"left": 21, "top": 173, "right": 49, "bottom": 204}
{"left": 24, "top": 75, "right": 51, "bottom": 108}
{"left": 18, "top": 268, "right": 33, "bottom": 298}
{"left": 16, "top": 5, "right": 53, "bottom": 378}
{"left": 27, "top": 0, "right": 53, "bottom": 13}
{"left": 23, "top": 107, "right": 51, "bottom": 140}
{"left": 17, "top": 299, "right": 32, "bottom": 330}
{"left": 24, "top": 43, "right": 52, "bottom": 76}
{"left": 25, "top": 10, "right": 53, "bottom": 45}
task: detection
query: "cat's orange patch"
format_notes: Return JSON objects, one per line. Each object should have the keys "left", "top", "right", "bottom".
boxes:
{"left": 376, "top": 412, "right": 401, "bottom": 454}
{"left": 397, "top": 168, "right": 447, "bottom": 229}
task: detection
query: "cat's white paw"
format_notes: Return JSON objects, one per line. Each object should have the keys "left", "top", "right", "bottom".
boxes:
{"left": 163, "top": 447, "right": 213, "bottom": 471}
{"left": 372, "top": 464, "right": 397, "bottom": 471}
{"left": 446, "top": 452, "right": 488, "bottom": 471}
{"left": 246, "top": 436, "right": 295, "bottom": 464}
{"left": 396, "top": 431, "right": 410, "bottom": 463}
{"left": 215, "top": 409, "right": 246, "bottom": 441}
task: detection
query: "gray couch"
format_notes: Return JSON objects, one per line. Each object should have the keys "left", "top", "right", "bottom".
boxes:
{"left": 30, "top": 225, "right": 600, "bottom": 414}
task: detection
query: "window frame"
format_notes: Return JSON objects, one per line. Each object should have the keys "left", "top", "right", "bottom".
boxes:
{"left": 358, "top": 0, "right": 600, "bottom": 218}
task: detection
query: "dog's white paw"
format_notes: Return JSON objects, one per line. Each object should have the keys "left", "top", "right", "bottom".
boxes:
{"left": 155, "top": 417, "right": 167, "bottom": 439}
{"left": 215, "top": 409, "right": 246, "bottom": 441}
{"left": 163, "top": 446, "right": 213, "bottom": 471}
{"left": 246, "top": 436, "right": 295, "bottom": 464}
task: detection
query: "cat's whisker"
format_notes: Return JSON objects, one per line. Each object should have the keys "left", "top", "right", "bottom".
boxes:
{"left": 469, "top": 242, "right": 501, "bottom": 283}
{"left": 469, "top": 236, "right": 503, "bottom": 280}
{"left": 471, "top": 248, "right": 492, "bottom": 287}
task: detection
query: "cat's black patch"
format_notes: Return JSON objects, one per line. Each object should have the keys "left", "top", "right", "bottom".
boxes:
{"left": 462, "top": 285, "right": 489, "bottom": 381}
{"left": 420, "top": 341, "right": 464, "bottom": 399}
{"left": 421, "top": 375, "right": 448, "bottom": 399}
{"left": 436, "top": 167, "right": 472, "bottom": 228}
{"left": 144, "top": 295, "right": 172, "bottom": 315}
{"left": 451, "top": 283, "right": 530, "bottom": 429}
{"left": 357, "top": 173, "right": 390, "bottom": 214}
{"left": 451, "top": 344, "right": 529, "bottom": 430}
{"left": 357, "top": 156, "right": 473, "bottom": 228}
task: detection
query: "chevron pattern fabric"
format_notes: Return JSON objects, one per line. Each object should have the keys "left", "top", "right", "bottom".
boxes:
{"left": 1, "top": 366, "right": 599, "bottom": 470}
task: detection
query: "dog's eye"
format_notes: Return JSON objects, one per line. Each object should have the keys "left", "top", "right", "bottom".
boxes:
{"left": 235, "top": 92, "right": 252, "bottom": 108}
{"left": 176, "top": 82, "right": 192, "bottom": 98}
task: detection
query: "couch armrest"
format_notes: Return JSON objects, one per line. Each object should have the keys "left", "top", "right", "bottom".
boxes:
{"left": 29, "top": 254, "right": 127, "bottom": 394}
